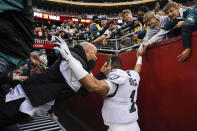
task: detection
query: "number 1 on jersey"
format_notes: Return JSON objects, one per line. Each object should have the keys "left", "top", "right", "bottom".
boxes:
{"left": 130, "top": 90, "right": 136, "bottom": 113}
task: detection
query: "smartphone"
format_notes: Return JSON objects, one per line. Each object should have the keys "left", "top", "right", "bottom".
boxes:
{"left": 106, "top": 54, "right": 112, "bottom": 66}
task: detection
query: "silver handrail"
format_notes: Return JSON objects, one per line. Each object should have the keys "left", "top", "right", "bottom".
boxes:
{"left": 34, "top": 34, "right": 140, "bottom": 54}
{"left": 117, "top": 31, "right": 136, "bottom": 41}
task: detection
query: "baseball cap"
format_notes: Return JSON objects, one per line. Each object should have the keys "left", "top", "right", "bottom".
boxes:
{"left": 100, "top": 17, "right": 107, "bottom": 21}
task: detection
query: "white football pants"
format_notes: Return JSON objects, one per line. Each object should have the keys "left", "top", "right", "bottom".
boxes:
{"left": 108, "top": 121, "right": 140, "bottom": 131}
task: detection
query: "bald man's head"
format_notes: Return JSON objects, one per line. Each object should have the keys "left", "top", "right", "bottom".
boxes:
{"left": 79, "top": 42, "right": 97, "bottom": 70}
{"left": 80, "top": 42, "right": 96, "bottom": 51}
{"left": 80, "top": 42, "right": 97, "bottom": 61}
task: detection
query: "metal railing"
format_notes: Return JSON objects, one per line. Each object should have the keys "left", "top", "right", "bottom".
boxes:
{"left": 73, "top": 28, "right": 140, "bottom": 54}
{"left": 34, "top": 28, "right": 141, "bottom": 54}
{"left": 19, "top": 115, "right": 66, "bottom": 131}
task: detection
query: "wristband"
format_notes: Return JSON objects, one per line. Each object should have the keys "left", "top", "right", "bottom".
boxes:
{"left": 136, "top": 56, "right": 142, "bottom": 65}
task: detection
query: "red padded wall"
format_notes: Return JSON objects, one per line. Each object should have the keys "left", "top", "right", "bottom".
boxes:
{"left": 135, "top": 32, "right": 197, "bottom": 131}
{"left": 65, "top": 32, "right": 197, "bottom": 131}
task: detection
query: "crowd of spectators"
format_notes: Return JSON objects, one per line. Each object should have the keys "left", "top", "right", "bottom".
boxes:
{"left": 34, "top": 0, "right": 196, "bottom": 51}
{"left": 14, "top": 0, "right": 196, "bottom": 84}
{"left": 34, "top": 2, "right": 164, "bottom": 50}
{"left": 33, "top": 0, "right": 195, "bottom": 18}
{"left": 1, "top": 0, "right": 197, "bottom": 130}
{"left": 34, "top": 19, "right": 89, "bottom": 43}
{"left": 33, "top": 0, "right": 197, "bottom": 65}
{"left": 34, "top": 7, "right": 146, "bottom": 46}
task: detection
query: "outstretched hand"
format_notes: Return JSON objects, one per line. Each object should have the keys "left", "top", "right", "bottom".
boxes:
{"left": 136, "top": 48, "right": 141, "bottom": 58}
{"left": 102, "top": 39, "right": 108, "bottom": 45}
{"left": 177, "top": 48, "right": 191, "bottom": 62}
{"left": 53, "top": 36, "right": 73, "bottom": 62}
{"left": 176, "top": 21, "right": 184, "bottom": 28}
{"left": 13, "top": 75, "right": 28, "bottom": 81}
{"left": 51, "top": 113, "right": 58, "bottom": 121}
{"left": 137, "top": 43, "right": 149, "bottom": 56}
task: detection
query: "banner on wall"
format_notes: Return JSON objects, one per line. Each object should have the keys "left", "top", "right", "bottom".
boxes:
{"left": 33, "top": 11, "right": 123, "bottom": 25}
{"left": 34, "top": 11, "right": 91, "bottom": 24}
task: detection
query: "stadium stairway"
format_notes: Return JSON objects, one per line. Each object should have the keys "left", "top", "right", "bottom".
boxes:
{"left": 19, "top": 115, "right": 66, "bottom": 131}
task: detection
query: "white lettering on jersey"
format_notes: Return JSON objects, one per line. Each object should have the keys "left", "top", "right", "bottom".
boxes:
{"left": 107, "top": 69, "right": 127, "bottom": 85}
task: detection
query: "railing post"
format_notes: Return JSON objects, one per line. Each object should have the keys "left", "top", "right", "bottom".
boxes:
{"left": 115, "top": 35, "right": 118, "bottom": 55}
{"left": 72, "top": 40, "right": 74, "bottom": 47}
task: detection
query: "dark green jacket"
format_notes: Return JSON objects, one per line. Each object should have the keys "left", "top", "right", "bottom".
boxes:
{"left": 164, "top": 8, "right": 191, "bottom": 30}
{"left": 0, "top": 0, "right": 33, "bottom": 66}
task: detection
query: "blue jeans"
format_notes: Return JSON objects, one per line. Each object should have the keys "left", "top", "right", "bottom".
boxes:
{"left": 0, "top": 57, "right": 16, "bottom": 73}
{"left": 0, "top": 125, "right": 20, "bottom": 131}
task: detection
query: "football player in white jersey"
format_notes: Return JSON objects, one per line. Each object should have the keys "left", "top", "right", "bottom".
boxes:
{"left": 55, "top": 37, "right": 142, "bottom": 131}
{"left": 101, "top": 55, "right": 141, "bottom": 131}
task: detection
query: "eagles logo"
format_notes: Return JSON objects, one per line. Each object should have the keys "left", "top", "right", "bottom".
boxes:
{"left": 187, "top": 16, "right": 194, "bottom": 23}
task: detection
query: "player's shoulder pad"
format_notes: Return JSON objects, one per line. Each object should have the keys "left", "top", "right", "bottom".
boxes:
{"left": 107, "top": 69, "right": 127, "bottom": 85}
